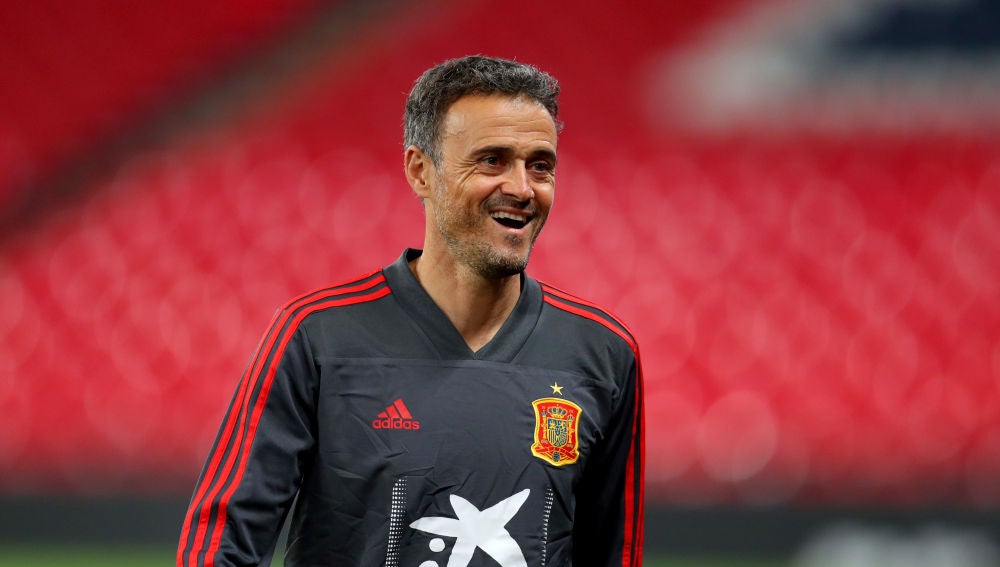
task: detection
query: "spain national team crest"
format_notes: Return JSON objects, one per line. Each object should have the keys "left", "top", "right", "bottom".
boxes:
{"left": 531, "top": 398, "right": 582, "bottom": 466}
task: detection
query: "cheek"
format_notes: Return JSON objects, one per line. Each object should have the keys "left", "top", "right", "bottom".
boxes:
{"left": 442, "top": 171, "right": 485, "bottom": 197}
{"left": 536, "top": 185, "right": 555, "bottom": 212}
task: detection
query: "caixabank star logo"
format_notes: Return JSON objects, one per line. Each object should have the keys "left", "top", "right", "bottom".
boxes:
{"left": 530, "top": 398, "right": 582, "bottom": 466}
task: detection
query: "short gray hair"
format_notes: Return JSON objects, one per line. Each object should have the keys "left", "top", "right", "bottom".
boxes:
{"left": 404, "top": 55, "right": 561, "bottom": 164}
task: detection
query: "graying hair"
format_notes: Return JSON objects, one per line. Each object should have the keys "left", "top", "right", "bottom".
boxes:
{"left": 404, "top": 55, "right": 562, "bottom": 164}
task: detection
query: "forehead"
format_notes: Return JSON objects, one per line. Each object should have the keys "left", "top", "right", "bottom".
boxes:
{"left": 440, "top": 95, "right": 558, "bottom": 152}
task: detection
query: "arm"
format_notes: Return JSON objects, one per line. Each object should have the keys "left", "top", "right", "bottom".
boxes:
{"left": 177, "top": 311, "right": 318, "bottom": 567}
{"left": 572, "top": 352, "right": 645, "bottom": 567}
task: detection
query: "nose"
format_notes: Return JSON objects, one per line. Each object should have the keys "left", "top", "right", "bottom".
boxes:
{"left": 501, "top": 161, "right": 535, "bottom": 201}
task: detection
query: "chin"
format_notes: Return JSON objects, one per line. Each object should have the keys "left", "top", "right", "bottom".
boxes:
{"left": 444, "top": 233, "right": 534, "bottom": 279}
{"left": 474, "top": 249, "right": 530, "bottom": 279}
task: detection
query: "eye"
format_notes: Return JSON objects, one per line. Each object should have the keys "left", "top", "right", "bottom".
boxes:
{"left": 529, "top": 160, "right": 555, "bottom": 175}
{"left": 482, "top": 155, "right": 501, "bottom": 167}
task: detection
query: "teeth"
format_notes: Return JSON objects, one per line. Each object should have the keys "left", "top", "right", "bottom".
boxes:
{"left": 491, "top": 211, "right": 528, "bottom": 223}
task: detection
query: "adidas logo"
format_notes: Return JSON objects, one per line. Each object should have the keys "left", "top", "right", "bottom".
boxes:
{"left": 372, "top": 398, "right": 420, "bottom": 430}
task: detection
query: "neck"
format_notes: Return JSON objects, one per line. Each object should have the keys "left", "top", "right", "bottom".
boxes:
{"left": 409, "top": 251, "right": 522, "bottom": 352}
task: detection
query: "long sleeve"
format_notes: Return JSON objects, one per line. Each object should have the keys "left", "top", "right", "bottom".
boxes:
{"left": 572, "top": 352, "right": 645, "bottom": 567}
{"left": 177, "top": 309, "right": 319, "bottom": 567}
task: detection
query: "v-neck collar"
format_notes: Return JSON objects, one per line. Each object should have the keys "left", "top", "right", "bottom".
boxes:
{"left": 382, "top": 248, "right": 542, "bottom": 361}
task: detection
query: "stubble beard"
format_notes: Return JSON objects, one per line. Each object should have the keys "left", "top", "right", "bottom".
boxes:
{"left": 433, "top": 187, "right": 544, "bottom": 280}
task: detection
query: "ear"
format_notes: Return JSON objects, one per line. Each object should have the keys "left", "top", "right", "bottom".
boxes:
{"left": 404, "top": 145, "right": 434, "bottom": 200}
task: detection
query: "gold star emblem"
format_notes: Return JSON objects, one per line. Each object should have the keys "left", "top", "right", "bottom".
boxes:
{"left": 550, "top": 382, "right": 564, "bottom": 395}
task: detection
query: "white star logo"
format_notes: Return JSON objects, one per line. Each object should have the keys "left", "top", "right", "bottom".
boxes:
{"left": 409, "top": 489, "right": 530, "bottom": 567}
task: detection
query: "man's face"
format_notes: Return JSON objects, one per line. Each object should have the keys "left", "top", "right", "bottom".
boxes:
{"left": 428, "top": 94, "right": 558, "bottom": 279}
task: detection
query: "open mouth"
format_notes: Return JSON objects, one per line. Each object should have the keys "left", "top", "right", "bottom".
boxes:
{"left": 490, "top": 211, "right": 530, "bottom": 229}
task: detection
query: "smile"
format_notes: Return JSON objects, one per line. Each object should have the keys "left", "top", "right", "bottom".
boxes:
{"left": 490, "top": 211, "right": 530, "bottom": 229}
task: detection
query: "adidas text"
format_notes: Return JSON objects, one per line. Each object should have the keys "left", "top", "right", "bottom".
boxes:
{"left": 372, "top": 417, "right": 420, "bottom": 430}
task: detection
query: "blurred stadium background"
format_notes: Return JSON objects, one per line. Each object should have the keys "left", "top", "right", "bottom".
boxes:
{"left": 1, "top": 0, "right": 998, "bottom": 565}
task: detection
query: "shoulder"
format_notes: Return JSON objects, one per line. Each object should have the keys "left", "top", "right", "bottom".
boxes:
{"left": 277, "top": 268, "right": 392, "bottom": 323}
{"left": 536, "top": 280, "right": 639, "bottom": 355}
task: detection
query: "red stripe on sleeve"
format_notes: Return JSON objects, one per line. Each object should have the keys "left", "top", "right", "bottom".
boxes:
{"left": 201, "top": 285, "right": 392, "bottom": 564}
{"left": 622, "top": 361, "right": 645, "bottom": 567}
{"left": 541, "top": 295, "right": 636, "bottom": 351}
{"left": 541, "top": 284, "right": 645, "bottom": 566}
{"left": 541, "top": 284, "right": 636, "bottom": 346}
{"left": 178, "top": 307, "right": 280, "bottom": 566}
{"left": 179, "top": 273, "right": 386, "bottom": 566}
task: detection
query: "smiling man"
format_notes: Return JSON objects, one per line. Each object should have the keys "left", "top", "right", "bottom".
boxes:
{"left": 177, "top": 56, "right": 644, "bottom": 567}
{"left": 405, "top": 91, "right": 558, "bottom": 350}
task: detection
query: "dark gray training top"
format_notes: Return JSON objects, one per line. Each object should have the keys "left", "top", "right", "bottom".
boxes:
{"left": 178, "top": 249, "right": 643, "bottom": 567}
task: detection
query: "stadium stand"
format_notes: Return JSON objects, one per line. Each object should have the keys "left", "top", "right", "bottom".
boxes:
{"left": 0, "top": 0, "right": 998, "bottom": 517}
